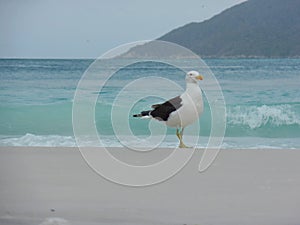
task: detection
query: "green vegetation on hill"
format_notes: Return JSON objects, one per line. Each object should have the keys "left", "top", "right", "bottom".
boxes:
{"left": 158, "top": 0, "right": 300, "bottom": 58}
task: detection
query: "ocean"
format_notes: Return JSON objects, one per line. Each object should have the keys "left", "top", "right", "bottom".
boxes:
{"left": 0, "top": 58, "right": 299, "bottom": 149}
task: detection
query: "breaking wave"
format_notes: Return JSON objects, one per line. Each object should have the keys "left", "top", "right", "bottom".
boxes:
{"left": 226, "top": 103, "right": 300, "bottom": 137}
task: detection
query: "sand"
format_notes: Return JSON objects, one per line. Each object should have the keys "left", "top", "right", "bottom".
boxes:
{"left": 0, "top": 147, "right": 299, "bottom": 225}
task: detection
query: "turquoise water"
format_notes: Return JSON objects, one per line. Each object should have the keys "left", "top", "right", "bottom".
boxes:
{"left": 0, "top": 58, "right": 299, "bottom": 148}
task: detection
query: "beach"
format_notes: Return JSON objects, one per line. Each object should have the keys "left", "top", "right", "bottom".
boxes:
{"left": 1, "top": 0, "right": 300, "bottom": 224}
{"left": 1, "top": 147, "right": 299, "bottom": 225}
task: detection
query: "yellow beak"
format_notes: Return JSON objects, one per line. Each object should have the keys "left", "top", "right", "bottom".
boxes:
{"left": 196, "top": 75, "right": 203, "bottom": 80}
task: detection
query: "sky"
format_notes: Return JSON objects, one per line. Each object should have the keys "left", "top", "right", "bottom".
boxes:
{"left": 0, "top": 0, "right": 246, "bottom": 58}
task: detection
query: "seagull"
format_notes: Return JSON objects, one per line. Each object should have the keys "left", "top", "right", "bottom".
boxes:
{"left": 133, "top": 71, "right": 204, "bottom": 148}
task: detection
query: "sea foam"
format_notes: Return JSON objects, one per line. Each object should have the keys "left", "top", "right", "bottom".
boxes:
{"left": 0, "top": 134, "right": 76, "bottom": 147}
{"left": 1, "top": 134, "right": 300, "bottom": 149}
{"left": 227, "top": 104, "right": 300, "bottom": 129}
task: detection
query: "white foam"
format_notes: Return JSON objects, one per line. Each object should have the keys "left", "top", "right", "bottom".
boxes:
{"left": 227, "top": 104, "right": 300, "bottom": 129}
{"left": 0, "top": 134, "right": 299, "bottom": 149}
{"left": 0, "top": 133, "right": 76, "bottom": 147}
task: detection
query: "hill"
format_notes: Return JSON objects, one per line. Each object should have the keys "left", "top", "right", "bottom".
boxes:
{"left": 158, "top": 0, "right": 300, "bottom": 58}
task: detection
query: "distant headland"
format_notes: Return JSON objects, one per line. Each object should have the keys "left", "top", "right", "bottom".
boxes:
{"left": 158, "top": 0, "right": 300, "bottom": 58}
{"left": 124, "top": 0, "right": 300, "bottom": 58}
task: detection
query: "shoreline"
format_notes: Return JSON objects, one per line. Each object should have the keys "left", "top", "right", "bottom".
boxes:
{"left": 1, "top": 147, "right": 300, "bottom": 225}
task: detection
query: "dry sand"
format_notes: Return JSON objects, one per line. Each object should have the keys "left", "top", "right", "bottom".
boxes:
{"left": 0, "top": 147, "right": 299, "bottom": 225}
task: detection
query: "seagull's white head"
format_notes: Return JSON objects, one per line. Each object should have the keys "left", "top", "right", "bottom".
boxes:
{"left": 185, "top": 71, "right": 203, "bottom": 83}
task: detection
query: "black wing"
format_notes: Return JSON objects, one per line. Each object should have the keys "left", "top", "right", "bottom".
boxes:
{"left": 150, "top": 96, "right": 182, "bottom": 121}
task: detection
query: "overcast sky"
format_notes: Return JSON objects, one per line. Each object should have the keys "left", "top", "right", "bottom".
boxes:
{"left": 0, "top": 0, "right": 246, "bottom": 58}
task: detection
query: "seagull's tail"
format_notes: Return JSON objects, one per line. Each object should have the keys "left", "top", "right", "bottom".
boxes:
{"left": 133, "top": 110, "right": 152, "bottom": 118}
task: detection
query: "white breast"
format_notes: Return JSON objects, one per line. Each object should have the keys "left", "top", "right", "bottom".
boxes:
{"left": 166, "top": 84, "right": 203, "bottom": 128}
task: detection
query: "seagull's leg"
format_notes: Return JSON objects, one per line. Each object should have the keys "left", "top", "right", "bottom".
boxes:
{"left": 176, "top": 128, "right": 181, "bottom": 140}
{"left": 176, "top": 128, "right": 183, "bottom": 148}
{"left": 178, "top": 128, "right": 190, "bottom": 148}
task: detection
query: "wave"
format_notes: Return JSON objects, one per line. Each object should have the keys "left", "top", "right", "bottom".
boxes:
{"left": 227, "top": 104, "right": 300, "bottom": 129}
{"left": 1, "top": 102, "right": 300, "bottom": 139}
{"left": 1, "top": 134, "right": 300, "bottom": 149}
{"left": 0, "top": 134, "right": 76, "bottom": 147}
{"left": 226, "top": 103, "right": 300, "bottom": 138}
